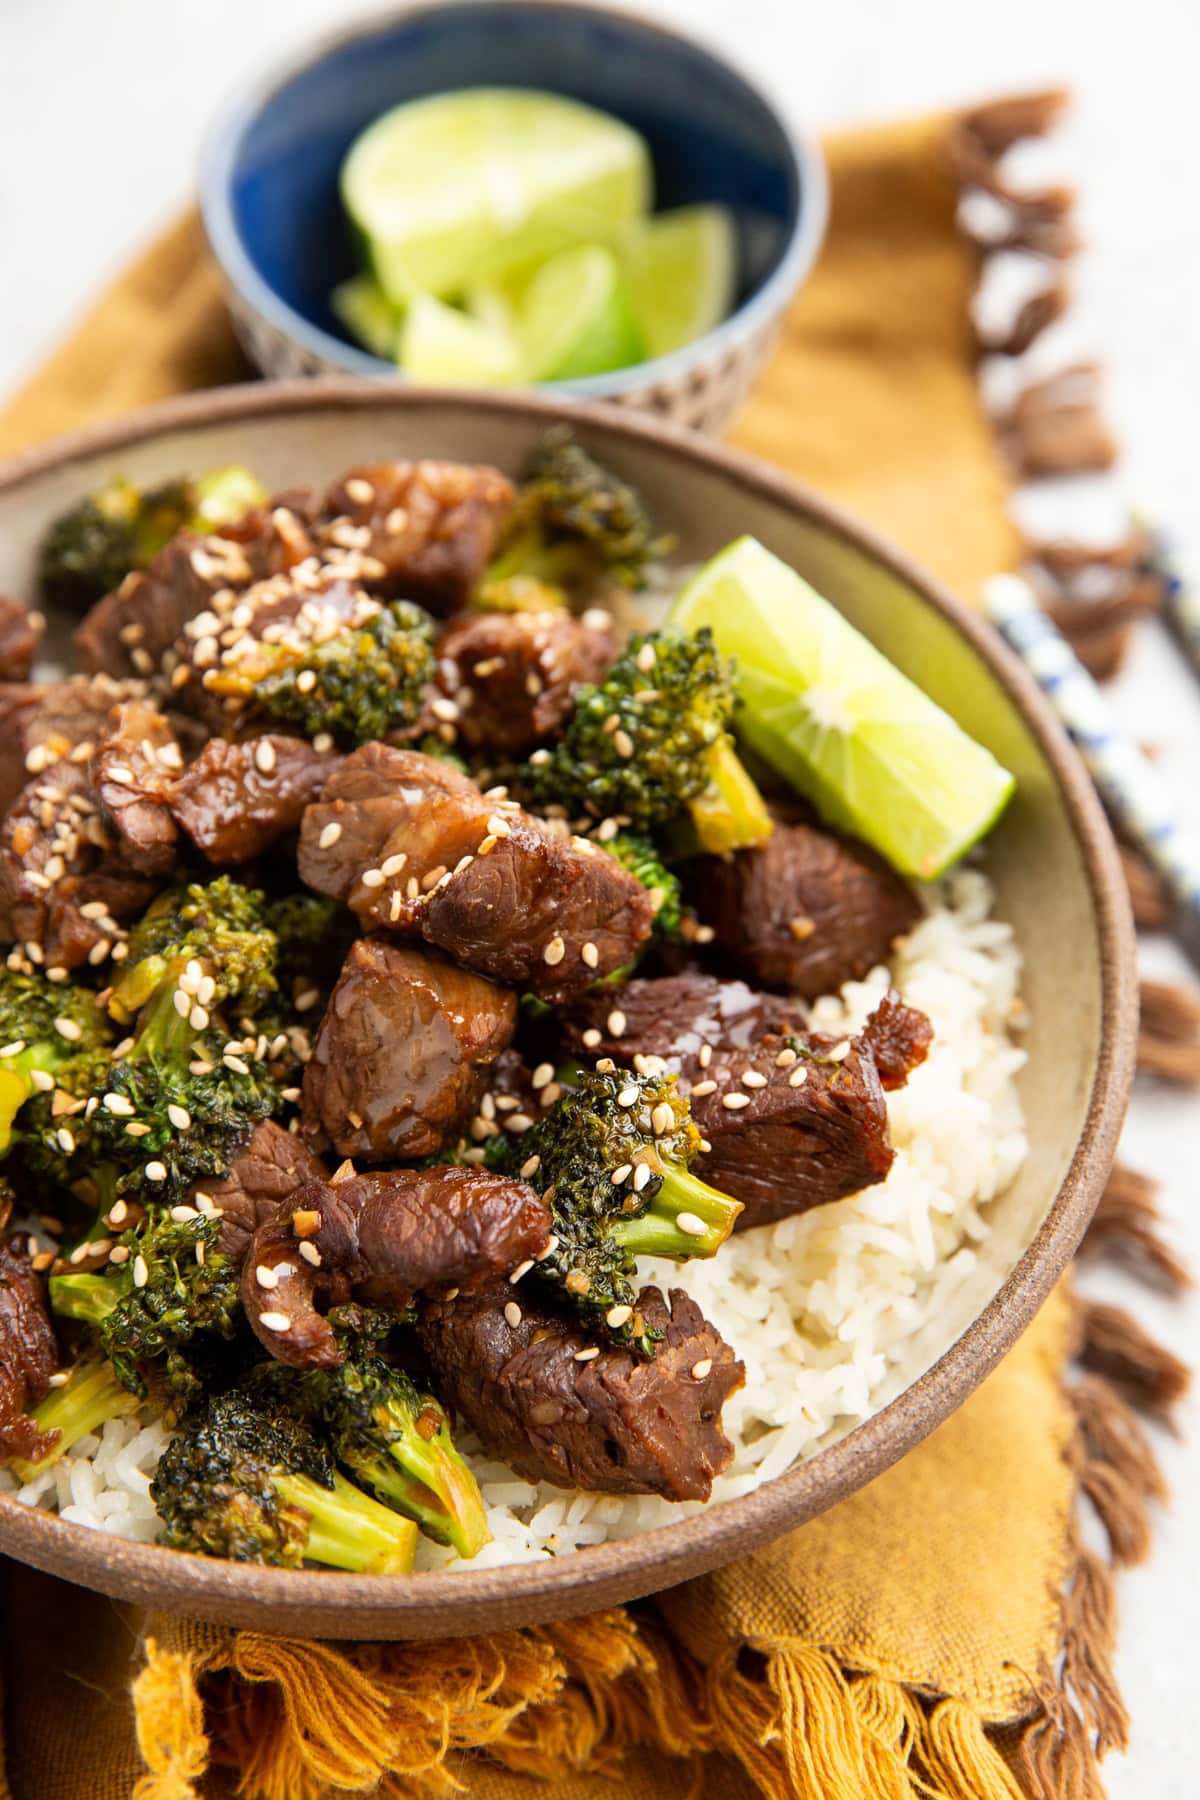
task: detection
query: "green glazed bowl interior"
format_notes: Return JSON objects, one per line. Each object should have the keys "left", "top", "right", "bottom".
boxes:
{"left": 0, "top": 383, "right": 1136, "bottom": 1639}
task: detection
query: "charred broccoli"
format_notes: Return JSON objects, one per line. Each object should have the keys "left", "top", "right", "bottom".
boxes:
{"left": 50, "top": 1212, "right": 241, "bottom": 1419}
{"left": 39, "top": 465, "right": 266, "bottom": 614}
{"left": 491, "top": 1065, "right": 741, "bottom": 1352}
{"left": 307, "top": 1352, "right": 490, "bottom": 1560}
{"left": 251, "top": 598, "right": 437, "bottom": 745}
{"left": 522, "top": 625, "right": 773, "bottom": 855}
{"left": 479, "top": 428, "right": 664, "bottom": 607}
{"left": 150, "top": 1378, "right": 418, "bottom": 1570}
{"left": 0, "top": 969, "right": 111, "bottom": 1155}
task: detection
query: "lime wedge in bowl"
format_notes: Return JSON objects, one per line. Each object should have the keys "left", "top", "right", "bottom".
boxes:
{"left": 671, "top": 537, "right": 1015, "bottom": 879}
{"left": 622, "top": 205, "right": 737, "bottom": 358}
{"left": 331, "top": 274, "right": 402, "bottom": 359}
{"left": 398, "top": 295, "right": 522, "bottom": 386}
{"left": 343, "top": 89, "right": 651, "bottom": 304}
{"left": 517, "top": 245, "right": 646, "bottom": 381}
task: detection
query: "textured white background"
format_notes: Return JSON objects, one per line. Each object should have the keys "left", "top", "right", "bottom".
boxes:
{"left": 1, "top": 2, "right": 1197, "bottom": 1791}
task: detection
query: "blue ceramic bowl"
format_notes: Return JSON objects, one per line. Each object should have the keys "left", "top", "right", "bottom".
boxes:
{"left": 200, "top": 1, "right": 827, "bottom": 432}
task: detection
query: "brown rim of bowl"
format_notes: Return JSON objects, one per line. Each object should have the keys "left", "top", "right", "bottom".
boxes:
{"left": 0, "top": 382, "right": 1138, "bottom": 1637}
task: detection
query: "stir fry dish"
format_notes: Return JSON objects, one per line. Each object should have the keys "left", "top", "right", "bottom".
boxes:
{"left": 0, "top": 431, "right": 1012, "bottom": 1570}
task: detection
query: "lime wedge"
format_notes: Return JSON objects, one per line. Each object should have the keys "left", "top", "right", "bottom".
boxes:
{"left": 343, "top": 89, "right": 652, "bottom": 303}
{"left": 398, "top": 294, "right": 523, "bottom": 386}
{"left": 670, "top": 537, "right": 1015, "bottom": 879}
{"left": 331, "top": 274, "right": 402, "bottom": 359}
{"left": 518, "top": 244, "right": 645, "bottom": 381}
{"left": 621, "top": 205, "right": 737, "bottom": 358}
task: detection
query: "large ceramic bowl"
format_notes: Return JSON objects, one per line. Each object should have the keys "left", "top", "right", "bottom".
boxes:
{"left": 199, "top": 0, "right": 827, "bottom": 432}
{"left": 0, "top": 383, "right": 1135, "bottom": 1638}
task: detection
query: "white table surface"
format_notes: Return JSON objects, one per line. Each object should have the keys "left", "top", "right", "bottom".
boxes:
{"left": 2, "top": 2, "right": 1197, "bottom": 1790}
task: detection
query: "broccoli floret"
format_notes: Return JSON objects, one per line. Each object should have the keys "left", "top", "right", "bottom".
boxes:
{"left": 603, "top": 833, "right": 685, "bottom": 939}
{"left": 150, "top": 1379, "right": 418, "bottom": 1571}
{"left": 479, "top": 428, "right": 665, "bottom": 604}
{"left": 6, "top": 1356, "right": 141, "bottom": 1485}
{"left": 308, "top": 1352, "right": 490, "bottom": 1560}
{"left": 0, "top": 969, "right": 112, "bottom": 1155}
{"left": 50, "top": 1212, "right": 242, "bottom": 1418}
{"left": 110, "top": 876, "right": 280, "bottom": 1027}
{"left": 38, "top": 465, "right": 266, "bottom": 614}
{"left": 522, "top": 626, "right": 774, "bottom": 855}
{"left": 491, "top": 1066, "right": 741, "bottom": 1352}
{"left": 238, "top": 598, "right": 437, "bottom": 747}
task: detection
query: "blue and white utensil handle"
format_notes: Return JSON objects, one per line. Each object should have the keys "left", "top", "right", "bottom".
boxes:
{"left": 984, "top": 575, "right": 1200, "bottom": 956}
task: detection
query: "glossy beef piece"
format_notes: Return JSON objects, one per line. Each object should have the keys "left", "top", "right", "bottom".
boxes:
{"left": 319, "top": 462, "right": 515, "bottom": 612}
{"left": 0, "top": 1233, "right": 60, "bottom": 1465}
{"left": 207, "top": 1120, "right": 329, "bottom": 1268}
{"left": 298, "top": 745, "right": 654, "bottom": 1002}
{"left": 561, "top": 972, "right": 806, "bottom": 1067}
{"left": 0, "top": 757, "right": 158, "bottom": 968}
{"left": 0, "top": 597, "right": 43, "bottom": 682}
{"left": 0, "top": 674, "right": 141, "bottom": 817}
{"left": 686, "top": 811, "right": 921, "bottom": 999}
{"left": 687, "top": 993, "right": 933, "bottom": 1230}
{"left": 303, "top": 937, "right": 517, "bottom": 1162}
{"left": 433, "top": 608, "right": 615, "bottom": 754}
{"left": 242, "top": 1167, "right": 552, "bottom": 1369}
{"left": 74, "top": 508, "right": 317, "bottom": 681}
{"left": 93, "top": 699, "right": 183, "bottom": 877}
{"left": 417, "top": 1283, "right": 744, "bottom": 1501}
{"left": 171, "top": 734, "right": 341, "bottom": 865}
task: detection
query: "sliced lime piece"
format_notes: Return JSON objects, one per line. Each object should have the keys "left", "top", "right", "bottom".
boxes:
{"left": 671, "top": 537, "right": 1015, "bottom": 879}
{"left": 331, "top": 274, "right": 402, "bottom": 359}
{"left": 398, "top": 294, "right": 523, "bottom": 386}
{"left": 517, "top": 244, "right": 645, "bottom": 381}
{"left": 342, "top": 88, "right": 652, "bottom": 303}
{"left": 621, "top": 204, "right": 737, "bottom": 358}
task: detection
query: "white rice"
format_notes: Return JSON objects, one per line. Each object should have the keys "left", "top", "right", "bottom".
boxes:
{"left": 1, "top": 866, "right": 1026, "bottom": 1568}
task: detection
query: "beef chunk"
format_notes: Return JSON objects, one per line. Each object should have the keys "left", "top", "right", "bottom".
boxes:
{"left": 171, "top": 734, "right": 341, "bottom": 864}
{"left": 562, "top": 972, "right": 806, "bottom": 1067}
{"left": 206, "top": 1120, "right": 329, "bottom": 1268}
{"left": 433, "top": 608, "right": 615, "bottom": 754}
{"left": 242, "top": 1166, "right": 551, "bottom": 1369}
{"left": 0, "top": 674, "right": 141, "bottom": 818}
{"left": 319, "top": 462, "right": 515, "bottom": 612}
{"left": 686, "top": 811, "right": 921, "bottom": 998}
{"left": 302, "top": 938, "right": 517, "bottom": 1162}
{"left": 93, "top": 699, "right": 183, "bottom": 877}
{"left": 0, "top": 597, "right": 43, "bottom": 682}
{"left": 685, "top": 993, "right": 933, "bottom": 1230}
{"left": 417, "top": 1283, "right": 743, "bottom": 1501}
{"left": 298, "top": 745, "right": 654, "bottom": 1002}
{"left": 0, "top": 1233, "right": 60, "bottom": 1466}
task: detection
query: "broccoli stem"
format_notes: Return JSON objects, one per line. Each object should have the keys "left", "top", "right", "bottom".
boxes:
{"left": 687, "top": 734, "right": 775, "bottom": 856}
{"left": 48, "top": 1272, "right": 120, "bottom": 1329}
{"left": 342, "top": 1426, "right": 491, "bottom": 1561}
{"left": 610, "top": 1161, "right": 743, "bottom": 1261}
{"left": 0, "top": 1041, "right": 64, "bottom": 1153}
{"left": 274, "top": 1470, "right": 418, "bottom": 1573}
{"left": 8, "top": 1359, "right": 140, "bottom": 1484}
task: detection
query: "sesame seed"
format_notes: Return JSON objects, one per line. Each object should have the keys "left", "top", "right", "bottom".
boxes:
{"left": 582, "top": 608, "right": 612, "bottom": 632}
{"left": 125, "top": 1122, "right": 152, "bottom": 1138}
{"left": 721, "top": 1091, "right": 750, "bottom": 1111}
{"left": 636, "top": 642, "right": 657, "bottom": 673}
{"left": 360, "top": 867, "right": 385, "bottom": 889}
{"left": 53, "top": 1017, "right": 82, "bottom": 1042}
{"left": 581, "top": 941, "right": 599, "bottom": 968}
{"left": 789, "top": 1066, "right": 809, "bottom": 1087}
{"left": 421, "top": 864, "right": 447, "bottom": 891}
{"left": 133, "top": 1255, "right": 149, "bottom": 1289}
{"left": 506, "top": 1112, "right": 534, "bottom": 1133}
{"left": 196, "top": 974, "right": 216, "bottom": 1006}
{"left": 389, "top": 890, "right": 404, "bottom": 922}
{"left": 103, "top": 1093, "right": 135, "bottom": 1117}
{"left": 87, "top": 940, "right": 110, "bottom": 966}
{"left": 189, "top": 1060, "right": 213, "bottom": 1077}
{"left": 255, "top": 1265, "right": 279, "bottom": 1289}
{"left": 610, "top": 1164, "right": 633, "bottom": 1185}
{"left": 223, "top": 1052, "right": 250, "bottom": 1074}
{"left": 453, "top": 854, "right": 474, "bottom": 876}
{"left": 168, "top": 1104, "right": 191, "bottom": 1130}
{"left": 698, "top": 1043, "right": 713, "bottom": 1069}
{"left": 170, "top": 1205, "right": 198, "bottom": 1223}
{"left": 78, "top": 900, "right": 108, "bottom": 921}
{"left": 486, "top": 814, "right": 511, "bottom": 839}
{"left": 525, "top": 671, "right": 543, "bottom": 697}
{"left": 55, "top": 1127, "right": 75, "bottom": 1153}
{"left": 651, "top": 1102, "right": 674, "bottom": 1136}
{"left": 539, "top": 1235, "right": 559, "bottom": 1259}
{"left": 828, "top": 1040, "right": 852, "bottom": 1062}
{"left": 192, "top": 636, "right": 218, "bottom": 669}
{"left": 607, "top": 1009, "right": 626, "bottom": 1037}
{"left": 145, "top": 1161, "right": 167, "bottom": 1182}
{"left": 742, "top": 1070, "right": 768, "bottom": 1089}
{"left": 531, "top": 1062, "right": 555, "bottom": 1090}
{"left": 299, "top": 1241, "right": 322, "bottom": 1267}
{"left": 30, "top": 1069, "right": 54, "bottom": 1093}
{"left": 509, "top": 1259, "right": 535, "bottom": 1284}
{"left": 0, "top": 1040, "right": 25, "bottom": 1057}
{"left": 613, "top": 729, "right": 635, "bottom": 759}
{"left": 581, "top": 1028, "right": 602, "bottom": 1049}
{"left": 676, "top": 1212, "right": 709, "bottom": 1237}
{"left": 314, "top": 733, "right": 334, "bottom": 753}
{"left": 345, "top": 477, "right": 374, "bottom": 504}
{"left": 693, "top": 924, "right": 716, "bottom": 944}
{"left": 606, "top": 1304, "right": 633, "bottom": 1328}
{"left": 542, "top": 935, "right": 565, "bottom": 966}
{"left": 318, "top": 821, "right": 342, "bottom": 849}
{"left": 109, "top": 1246, "right": 130, "bottom": 1266}
{"left": 775, "top": 1047, "right": 798, "bottom": 1067}
{"left": 574, "top": 1346, "right": 600, "bottom": 1362}
{"left": 430, "top": 696, "right": 460, "bottom": 723}
{"left": 633, "top": 1161, "right": 653, "bottom": 1192}
{"left": 381, "top": 851, "right": 408, "bottom": 876}
{"left": 595, "top": 1057, "right": 616, "bottom": 1074}
{"left": 259, "top": 1312, "right": 291, "bottom": 1333}
{"left": 189, "top": 1005, "right": 210, "bottom": 1032}
{"left": 254, "top": 739, "right": 277, "bottom": 775}
{"left": 690, "top": 1079, "right": 718, "bottom": 1097}
{"left": 519, "top": 1155, "right": 541, "bottom": 1180}
{"left": 617, "top": 1085, "right": 639, "bottom": 1108}
{"left": 691, "top": 1358, "right": 713, "bottom": 1380}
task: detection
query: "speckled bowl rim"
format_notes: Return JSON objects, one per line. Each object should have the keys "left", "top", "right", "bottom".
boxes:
{"left": 0, "top": 381, "right": 1137, "bottom": 1637}
{"left": 198, "top": 0, "right": 829, "bottom": 394}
